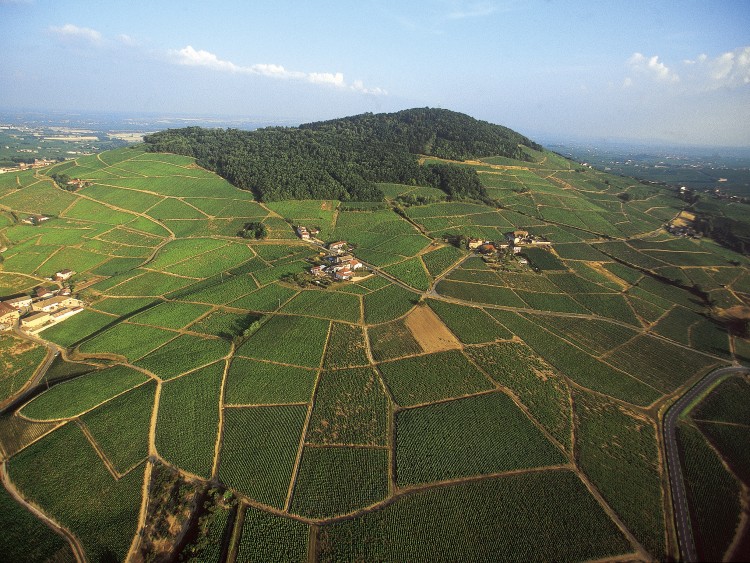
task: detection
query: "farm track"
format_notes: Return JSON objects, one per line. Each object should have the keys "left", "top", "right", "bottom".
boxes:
{"left": 1, "top": 462, "right": 86, "bottom": 563}
{"left": 0, "top": 328, "right": 60, "bottom": 413}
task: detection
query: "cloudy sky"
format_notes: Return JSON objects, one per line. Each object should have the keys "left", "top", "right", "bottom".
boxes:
{"left": 1, "top": 0, "right": 749, "bottom": 146}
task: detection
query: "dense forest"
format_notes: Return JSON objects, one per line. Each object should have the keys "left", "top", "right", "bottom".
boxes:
{"left": 143, "top": 108, "right": 540, "bottom": 202}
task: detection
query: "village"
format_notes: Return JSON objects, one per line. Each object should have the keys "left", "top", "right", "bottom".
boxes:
{"left": 295, "top": 222, "right": 555, "bottom": 286}
{"left": 0, "top": 268, "right": 82, "bottom": 334}
{"left": 294, "top": 225, "right": 369, "bottom": 284}
{"left": 467, "top": 230, "right": 552, "bottom": 255}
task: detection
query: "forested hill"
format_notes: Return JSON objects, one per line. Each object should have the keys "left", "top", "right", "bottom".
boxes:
{"left": 143, "top": 108, "right": 541, "bottom": 202}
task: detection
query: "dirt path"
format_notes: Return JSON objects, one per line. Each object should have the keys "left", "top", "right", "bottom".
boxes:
{"left": 1, "top": 462, "right": 86, "bottom": 563}
{"left": 127, "top": 459, "right": 153, "bottom": 562}
{"left": 212, "top": 348, "right": 235, "bottom": 480}
{"left": 77, "top": 420, "right": 120, "bottom": 479}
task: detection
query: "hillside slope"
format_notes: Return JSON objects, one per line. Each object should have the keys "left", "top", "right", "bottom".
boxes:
{"left": 143, "top": 108, "right": 540, "bottom": 202}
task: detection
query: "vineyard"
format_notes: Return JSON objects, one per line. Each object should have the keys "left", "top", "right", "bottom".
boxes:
{"left": 0, "top": 142, "right": 747, "bottom": 561}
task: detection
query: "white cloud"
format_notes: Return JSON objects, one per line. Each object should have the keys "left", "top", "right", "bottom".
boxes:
{"left": 118, "top": 33, "right": 138, "bottom": 47}
{"left": 169, "top": 45, "right": 386, "bottom": 95}
{"left": 679, "top": 47, "right": 750, "bottom": 89}
{"left": 351, "top": 80, "right": 388, "bottom": 95}
{"left": 49, "top": 23, "right": 102, "bottom": 44}
{"left": 308, "top": 72, "right": 345, "bottom": 87}
{"left": 445, "top": 2, "right": 497, "bottom": 20}
{"left": 627, "top": 52, "right": 679, "bottom": 83}
{"left": 696, "top": 46, "right": 750, "bottom": 88}
{"left": 627, "top": 47, "right": 750, "bottom": 91}
{"left": 683, "top": 53, "right": 707, "bottom": 65}
{"left": 249, "top": 63, "right": 304, "bottom": 79}
{"left": 171, "top": 45, "right": 241, "bottom": 73}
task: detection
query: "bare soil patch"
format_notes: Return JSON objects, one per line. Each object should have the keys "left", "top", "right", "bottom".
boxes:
{"left": 404, "top": 305, "right": 461, "bottom": 353}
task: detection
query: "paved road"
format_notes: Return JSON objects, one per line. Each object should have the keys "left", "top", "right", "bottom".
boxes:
{"left": 662, "top": 365, "right": 749, "bottom": 562}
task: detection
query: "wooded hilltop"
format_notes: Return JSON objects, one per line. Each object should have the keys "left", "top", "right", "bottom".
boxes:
{"left": 143, "top": 108, "right": 541, "bottom": 202}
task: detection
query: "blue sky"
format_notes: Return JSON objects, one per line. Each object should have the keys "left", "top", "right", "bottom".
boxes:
{"left": 1, "top": 0, "right": 749, "bottom": 146}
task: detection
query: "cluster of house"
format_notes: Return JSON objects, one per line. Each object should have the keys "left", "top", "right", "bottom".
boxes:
{"left": 0, "top": 271, "right": 81, "bottom": 333}
{"left": 467, "top": 230, "right": 552, "bottom": 256}
{"left": 296, "top": 225, "right": 321, "bottom": 241}
{"left": 309, "top": 241, "right": 364, "bottom": 281}
{"left": 21, "top": 214, "right": 51, "bottom": 226}
{"left": 0, "top": 158, "right": 57, "bottom": 173}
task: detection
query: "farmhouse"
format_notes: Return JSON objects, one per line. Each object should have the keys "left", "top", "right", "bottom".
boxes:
{"left": 467, "top": 238, "right": 483, "bottom": 250}
{"left": 331, "top": 253, "right": 354, "bottom": 264}
{"left": 32, "top": 296, "right": 79, "bottom": 313}
{"left": 335, "top": 268, "right": 353, "bottom": 281}
{"left": 0, "top": 302, "right": 20, "bottom": 329}
{"left": 35, "top": 287, "right": 54, "bottom": 299}
{"left": 504, "top": 230, "right": 552, "bottom": 250}
{"left": 328, "top": 241, "right": 348, "bottom": 252}
{"left": 21, "top": 311, "right": 52, "bottom": 330}
{"left": 310, "top": 264, "right": 326, "bottom": 277}
{"left": 66, "top": 178, "right": 89, "bottom": 189}
{"left": 22, "top": 215, "right": 50, "bottom": 226}
{"left": 2, "top": 295, "right": 32, "bottom": 309}
{"left": 49, "top": 306, "right": 83, "bottom": 323}
{"left": 296, "top": 226, "right": 310, "bottom": 240}
{"left": 506, "top": 230, "right": 529, "bottom": 244}
{"left": 55, "top": 269, "right": 74, "bottom": 281}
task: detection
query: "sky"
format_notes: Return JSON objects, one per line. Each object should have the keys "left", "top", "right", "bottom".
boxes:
{"left": 1, "top": 0, "right": 749, "bottom": 146}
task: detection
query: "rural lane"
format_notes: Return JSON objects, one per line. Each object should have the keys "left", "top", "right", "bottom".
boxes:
{"left": 0, "top": 328, "right": 60, "bottom": 414}
{"left": 662, "top": 364, "right": 749, "bottom": 562}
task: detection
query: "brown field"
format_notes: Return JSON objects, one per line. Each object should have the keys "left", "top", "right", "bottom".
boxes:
{"left": 672, "top": 210, "right": 696, "bottom": 228}
{"left": 404, "top": 304, "right": 461, "bottom": 353}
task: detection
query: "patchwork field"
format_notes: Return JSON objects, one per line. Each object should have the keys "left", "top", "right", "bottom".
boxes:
{"left": 0, "top": 144, "right": 747, "bottom": 562}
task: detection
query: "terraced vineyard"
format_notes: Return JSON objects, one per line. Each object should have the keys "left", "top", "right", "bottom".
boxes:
{"left": 0, "top": 142, "right": 748, "bottom": 562}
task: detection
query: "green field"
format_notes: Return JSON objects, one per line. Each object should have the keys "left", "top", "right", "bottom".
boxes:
{"left": 136, "top": 334, "right": 230, "bottom": 380}
{"left": 307, "top": 368, "right": 388, "bottom": 446}
{"left": 81, "top": 380, "right": 156, "bottom": 473}
{"left": 290, "top": 446, "right": 389, "bottom": 518}
{"left": 323, "top": 322, "right": 370, "bottom": 368}
{"left": 155, "top": 362, "right": 223, "bottom": 478}
{"left": 396, "top": 392, "right": 566, "bottom": 485}
{"left": 20, "top": 366, "right": 149, "bottom": 420}
{"left": 237, "top": 506, "right": 309, "bottom": 562}
{"left": 0, "top": 482, "right": 73, "bottom": 562}
{"left": 7, "top": 423, "right": 145, "bottom": 562}
{"left": 465, "top": 341, "right": 573, "bottom": 450}
{"left": 225, "top": 357, "right": 317, "bottom": 404}
{"left": 317, "top": 470, "right": 632, "bottom": 561}
{"left": 0, "top": 335, "right": 47, "bottom": 402}
{"left": 237, "top": 314, "right": 329, "bottom": 368}
{"left": 574, "top": 390, "right": 665, "bottom": 558}
{"left": 219, "top": 405, "right": 308, "bottom": 508}
{"left": 378, "top": 350, "right": 493, "bottom": 407}
{"left": 1, "top": 137, "right": 748, "bottom": 562}
{"left": 677, "top": 423, "right": 742, "bottom": 562}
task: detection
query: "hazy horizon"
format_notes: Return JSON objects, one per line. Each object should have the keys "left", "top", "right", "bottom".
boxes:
{"left": 2, "top": 0, "right": 749, "bottom": 147}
